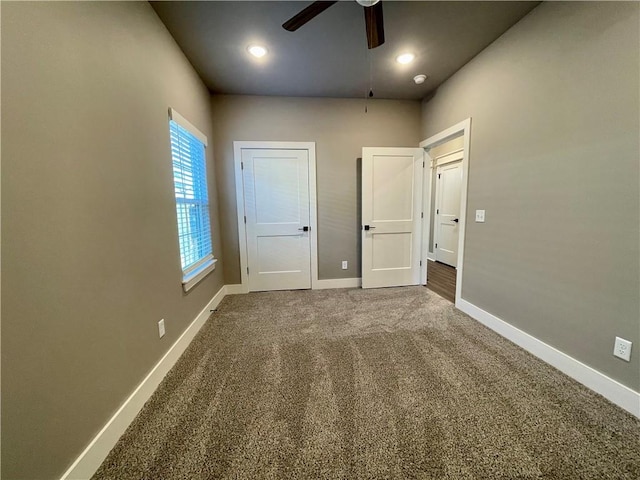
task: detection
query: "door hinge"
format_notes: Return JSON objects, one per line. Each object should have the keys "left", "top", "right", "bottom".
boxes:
{"left": 438, "top": 173, "right": 441, "bottom": 179}
{"left": 435, "top": 243, "right": 438, "bottom": 248}
{"left": 241, "top": 161, "right": 244, "bottom": 170}
{"left": 436, "top": 209, "right": 439, "bottom": 214}
{"left": 244, "top": 215, "right": 246, "bottom": 224}
{"left": 421, "top": 212, "right": 424, "bottom": 218}
{"left": 246, "top": 267, "right": 249, "bottom": 275}
{"left": 423, "top": 161, "right": 425, "bottom": 168}
{"left": 420, "top": 260, "right": 422, "bottom": 266}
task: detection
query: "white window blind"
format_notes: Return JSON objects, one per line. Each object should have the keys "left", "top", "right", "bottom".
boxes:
{"left": 168, "top": 110, "right": 215, "bottom": 290}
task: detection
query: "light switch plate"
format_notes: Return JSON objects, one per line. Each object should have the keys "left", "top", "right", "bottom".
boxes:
{"left": 475, "top": 210, "right": 485, "bottom": 222}
{"left": 341, "top": 260, "right": 348, "bottom": 270}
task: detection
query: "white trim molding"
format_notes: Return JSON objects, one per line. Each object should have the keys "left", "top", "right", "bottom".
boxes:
{"left": 168, "top": 107, "right": 207, "bottom": 146}
{"left": 182, "top": 257, "right": 217, "bottom": 292}
{"left": 224, "top": 284, "right": 245, "bottom": 295}
{"left": 233, "top": 141, "right": 318, "bottom": 293}
{"left": 419, "top": 118, "right": 472, "bottom": 301}
{"left": 314, "top": 277, "right": 362, "bottom": 289}
{"left": 457, "top": 298, "right": 640, "bottom": 418}
{"left": 60, "top": 286, "right": 228, "bottom": 480}
{"left": 433, "top": 149, "right": 464, "bottom": 167}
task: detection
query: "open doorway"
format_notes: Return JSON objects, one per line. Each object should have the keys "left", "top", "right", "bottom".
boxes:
{"left": 420, "top": 119, "right": 471, "bottom": 305}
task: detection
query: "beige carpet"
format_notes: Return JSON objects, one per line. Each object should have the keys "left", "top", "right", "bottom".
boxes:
{"left": 93, "top": 287, "right": 640, "bottom": 479}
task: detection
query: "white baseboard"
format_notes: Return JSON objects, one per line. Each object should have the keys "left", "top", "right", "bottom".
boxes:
{"left": 314, "top": 277, "right": 361, "bottom": 289}
{"left": 456, "top": 298, "right": 640, "bottom": 418}
{"left": 60, "top": 285, "right": 228, "bottom": 480}
{"left": 224, "top": 283, "right": 246, "bottom": 295}
{"left": 231, "top": 278, "right": 362, "bottom": 293}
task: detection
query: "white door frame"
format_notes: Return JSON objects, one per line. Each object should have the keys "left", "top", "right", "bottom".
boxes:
{"left": 419, "top": 118, "right": 472, "bottom": 305}
{"left": 233, "top": 141, "right": 318, "bottom": 294}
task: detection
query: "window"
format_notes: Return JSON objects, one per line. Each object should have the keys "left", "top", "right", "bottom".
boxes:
{"left": 168, "top": 108, "right": 216, "bottom": 291}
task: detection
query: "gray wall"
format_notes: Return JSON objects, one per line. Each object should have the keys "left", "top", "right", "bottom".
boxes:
{"left": 421, "top": 1, "right": 640, "bottom": 390}
{"left": 211, "top": 95, "right": 422, "bottom": 283}
{"left": 1, "top": 2, "right": 224, "bottom": 479}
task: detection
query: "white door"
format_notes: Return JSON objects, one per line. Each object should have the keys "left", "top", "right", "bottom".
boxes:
{"left": 434, "top": 161, "right": 462, "bottom": 267}
{"left": 362, "top": 147, "right": 424, "bottom": 289}
{"left": 242, "top": 148, "right": 311, "bottom": 291}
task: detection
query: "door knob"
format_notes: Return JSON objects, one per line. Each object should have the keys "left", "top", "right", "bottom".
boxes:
{"left": 298, "top": 226, "right": 310, "bottom": 231}
{"left": 363, "top": 225, "right": 376, "bottom": 231}
{"left": 453, "top": 218, "right": 459, "bottom": 223}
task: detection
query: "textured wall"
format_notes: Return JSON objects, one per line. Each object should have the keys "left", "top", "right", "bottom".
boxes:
{"left": 421, "top": 2, "right": 639, "bottom": 390}
{"left": 211, "top": 95, "right": 422, "bottom": 283}
{"left": 1, "top": 2, "right": 224, "bottom": 478}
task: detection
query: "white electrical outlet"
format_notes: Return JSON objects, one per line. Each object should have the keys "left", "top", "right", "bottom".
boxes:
{"left": 342, "top": 260, "right": 348, "bottom": 270}
{"left": 613, "top": 336, "right": 632, "bottom": 362}
{"left": 158, "top": 319, "right": 166, "bottom": 338}
{"left": 475, "top": 210, "right": 485, "bottom": 222}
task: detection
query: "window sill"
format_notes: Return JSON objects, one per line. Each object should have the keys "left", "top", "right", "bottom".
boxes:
{"left": 182, "top": 257, "right": 217, "bottom": 292}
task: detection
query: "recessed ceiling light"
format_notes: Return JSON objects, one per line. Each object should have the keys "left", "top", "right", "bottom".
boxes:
{"left": 396, "top": 53, "right": 415, "bottom": 64}
{"left": 247, "top": 45, "right": 268, "bottom": 58}
{"left": 413, "top": 74, "right": 427, "bottom": 85}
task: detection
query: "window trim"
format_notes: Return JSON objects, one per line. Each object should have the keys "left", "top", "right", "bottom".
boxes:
{"left": 182, "top": 256, "right": 217, "bottom": 292}
{"left": 169, "top": 107, "right": 208, "bottom": 146}
{"left": 168, "top": 107, "right": 215, "bottom": 292}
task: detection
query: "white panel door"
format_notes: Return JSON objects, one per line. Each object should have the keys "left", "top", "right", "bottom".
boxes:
{"left": 435, "top": 161, "right": 462, "bottom": 267}
{"left": 362, "top": 147, "right": 424, "bottom": 289}
{"left": 242, "top": 149, "right": 311, "bottom": 291}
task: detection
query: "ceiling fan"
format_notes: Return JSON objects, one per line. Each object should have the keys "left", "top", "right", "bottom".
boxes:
{"left": 282, "top": 0, "right": 385, "bottom": 49}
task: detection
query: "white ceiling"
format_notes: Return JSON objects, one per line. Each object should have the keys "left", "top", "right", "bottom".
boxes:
{"left": 151, "top": 1, "right": 539, "bottom": 100}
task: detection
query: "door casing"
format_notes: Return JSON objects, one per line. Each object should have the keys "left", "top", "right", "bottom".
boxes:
{"left": 233, "top": 141, "right": 318, "bottom": 294}
{"left": 419, "top": 118, "right": 472, "bottom": 305}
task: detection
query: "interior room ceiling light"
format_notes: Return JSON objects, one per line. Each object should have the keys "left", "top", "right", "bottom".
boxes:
{"left": 247, "top": 45, "right": 268, "bottom": 58}
{"left": 396, "top": 53, "right": 415, "bottom": 64}
{"left": 413, "top": 74, "right": 427, "bottom": 84}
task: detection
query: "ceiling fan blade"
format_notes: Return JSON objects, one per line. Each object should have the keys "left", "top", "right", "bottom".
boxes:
{"left": 282, "top": 1, "right": 339, "bottom": 32}
{"left": 364, "top": 2, "right": 385, "bottom": 49}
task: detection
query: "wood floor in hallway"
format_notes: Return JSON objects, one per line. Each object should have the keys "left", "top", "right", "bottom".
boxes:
{"left": 426, "top": 259, "right": 456, "bottom": 302}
